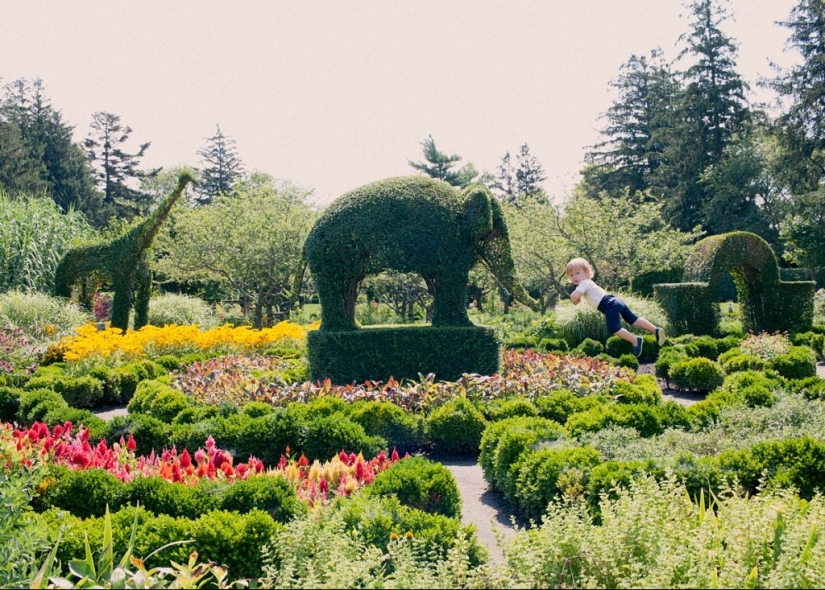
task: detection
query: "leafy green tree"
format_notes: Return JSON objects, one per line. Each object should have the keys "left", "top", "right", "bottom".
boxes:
{"left": 154, "top": 173, "right": 316, "bottom": 328}
{"left": 779, "top": 188, "right": 825, "bottom": 270}
{"left": 195, "top": 125, "right": 245, "bottom": 205}
{"left": 408, "top": 135, "right": 479, "bottom": 187}
{"left": 82, "top": 111, "right": 153, "bottom": 221}
{"left": 586, "top": 49, "right": 680, "bottom": 195}
{"left": 507, "top": 185, "right": 701, "bottom": 306}
{"left": 766, "top": 0, "right": 825, "bottom": 191}
{"left": 0, "top": 78, "right": 100, "bottom": 221}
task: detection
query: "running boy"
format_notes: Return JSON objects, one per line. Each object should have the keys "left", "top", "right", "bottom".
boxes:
{"left": 565, "top": 257, "right": 665, "bottom": 357}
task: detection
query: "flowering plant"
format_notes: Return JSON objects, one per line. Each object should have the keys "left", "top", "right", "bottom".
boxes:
{"left": 2, "top": 421, "right": 399, "bottom": 508}
{"left": 56, "top": 320, "right": 318, "bottom": 362}
{"left": 739, "top": 331, "right": 791, "bottom": 362}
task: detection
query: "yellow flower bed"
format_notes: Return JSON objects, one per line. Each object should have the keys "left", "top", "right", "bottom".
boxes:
{"left": 60, "top": 321, "right": 319, "bottom": 361}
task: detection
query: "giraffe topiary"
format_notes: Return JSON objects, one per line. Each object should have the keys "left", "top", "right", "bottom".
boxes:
{"left": 53, "top": 171, "right": 195, "bottom": 331}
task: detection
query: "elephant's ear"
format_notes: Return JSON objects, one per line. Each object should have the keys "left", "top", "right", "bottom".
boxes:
{"left": 462, "top": 185, "right": 493, "bottom": 242}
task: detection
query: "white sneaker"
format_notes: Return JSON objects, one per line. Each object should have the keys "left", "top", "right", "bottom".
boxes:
{"left": 656, "top": 327, "right": 666, "bottom": 346}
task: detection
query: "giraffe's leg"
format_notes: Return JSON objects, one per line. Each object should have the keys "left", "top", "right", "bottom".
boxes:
{"left": 110, "top": 272, "right": 134, "bottom": 332}
{"left": 133, "top": 262, "right": 151, "bottom": 329}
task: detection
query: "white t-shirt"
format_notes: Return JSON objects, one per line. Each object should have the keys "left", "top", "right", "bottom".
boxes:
{"left": 572, "top": 278, "right": 607, "bottom": 310}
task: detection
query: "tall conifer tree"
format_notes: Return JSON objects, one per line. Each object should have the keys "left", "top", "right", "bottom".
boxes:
{"left": 195, "top": 124, "right": 245, "bottom": 205}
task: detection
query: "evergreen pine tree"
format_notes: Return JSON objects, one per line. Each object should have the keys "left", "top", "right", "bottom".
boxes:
{"left": 82, "top": 111, "right": 152, "bottom": 221}
{"left": 0, "top": 78, "right": 100, "bottom": 219}
{"left": 195, "top": 124, "right": 245, "bottom": 204}
{"left": 766, "top": 0, "right": 825, "bottom": 191}
{"left": 586, "top": 49, "right": 680, "bottom": 195}
{"left": 514, "top": 143, "right": 548, "bottom": 203}
{"left": 408, "top": 135, "right": 478, "bottom": 187}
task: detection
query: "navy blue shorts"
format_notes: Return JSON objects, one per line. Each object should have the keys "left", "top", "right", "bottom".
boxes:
{"left": 597, "top": 295, "right": 639, "bottom": 334}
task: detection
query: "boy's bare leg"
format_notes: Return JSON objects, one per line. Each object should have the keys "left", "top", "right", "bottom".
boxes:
{"left": 632, "top": 317, "right": 657, "bottom": 334}
{"left": 614, "top": 328, "right": 639, "bottom": 345}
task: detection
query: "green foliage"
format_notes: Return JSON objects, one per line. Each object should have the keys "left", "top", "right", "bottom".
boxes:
{"left": 39, "top": 467, "right": 122, "bottom": 519}
{"left": 307, "top": 325, "right": 500, "bottom": 384}
{"left": 217, "top": 475, "right": 306, "bottom": 523}
{"left": 0, "top": 386, "right": 21, "bottom": 422}
{"left": 479, "top": 416, "right": 567, "bottom": 492}
{"left": 613, "top": 375, "right": 661, "bottom": 405}
{"left": 0, "top": 291, "right": 91, "bottom": 345}
{"left": 157, "top": 177, "right": 315, "bottom": 328}
{"left": 24, "top": 373, "right": 104, "bottom": 408}
{"left": 368, "top": 456, "right": 462, "bottom": 518}
{"left": 0, "top": 191, "right": 95, "bottom": 294}
{"left": 668, "top": 357, "right": 724, "bottom": 391}
{"left": 54, "top": 172, "right": 194, "bottom": 331}
{"left": 575, "top": 338, "right": 604, "bottom": 357}
{"left": 565, "top": 404, "right": 665, "bottom": 438}
{"left": 348, "top": 400, "right": 423, "bottom": 454}
{"left": 534, "top": 389, "right": 608, "bottom": 425}
{"left": 742, "top": 384, "right": 776, "bottom": 408}
{"left": 791, "top": 331, "right": 825, "bottom": 361}
{"left": 630, "top": 267, "right": 684, "bottom": 296}
{"left": 659, "top": 232, "right": 815, "bottom": 336}
{"left": 426, "top": 396, "right": 488, "bottom": 455}
{"left": 153, "top": 354, "right": 182, "bottom": 372}
{"left": 0, "top": 468, "right": 53, "bottom": 588}
{"left": 616, "top": 353, "right": 639, "bottom": 370}
{"left": 512, "top": 446, "right": 602, "bottom": 522}
{"left": 305, "top": 176, "right": 534, "bottom": 332}
{"left": 234, "top": 408, "right": 308, "bottom": 467}
{"left": 146, "top": 293, "right": 219, "bottom": 329}
{"left": 477, "top": 397, "right": 538, "bottom": 422}
{"left": 605, "top": 336, "right": 633, "bottom": 358}
{"left": 769, "top": 345, "right": 817, "bottom": 380}
{"left": 683, "top": 336, "right": 719, "bottom": 360}
{"left": 336, "top": 494, "right": 486, "bottom": 566}
{"left": 719, "top": 352, "right": 766, "bottom": 374}
{"left": 16, "top": 388, "right": 66, "bottom": 424}
{"left": 302, "top": 413, "right": 386, "bottom": 461}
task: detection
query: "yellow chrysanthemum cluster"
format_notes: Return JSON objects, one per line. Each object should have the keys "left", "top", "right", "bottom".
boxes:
{"left": 60, "top": 321, "right": 319, "bottom": 362}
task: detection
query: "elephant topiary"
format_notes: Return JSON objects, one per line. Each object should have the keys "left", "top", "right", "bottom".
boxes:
{"left": 304, "top": 175, "right": 537, "bottom": 332}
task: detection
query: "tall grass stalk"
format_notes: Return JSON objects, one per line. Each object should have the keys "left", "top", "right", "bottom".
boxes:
{"left": 0, "top": 291, "right": 90, "bottom": 344}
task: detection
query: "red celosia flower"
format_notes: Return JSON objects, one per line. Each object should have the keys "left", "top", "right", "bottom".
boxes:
{"left": 127, "top": 434, "right": 136, "bottom": 452}
{"left": 179, "top": 449, "right": 192, "bottom": 469}
{"left": 391, "top": 448, "right": 399, "bottom": 462}
{"left": 298, "top": 454, "right": 309, "bottom": 467}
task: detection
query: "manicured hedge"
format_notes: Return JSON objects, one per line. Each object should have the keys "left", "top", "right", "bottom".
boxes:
{"left": 307, "top": 325, "right": 500, "bottom": 383}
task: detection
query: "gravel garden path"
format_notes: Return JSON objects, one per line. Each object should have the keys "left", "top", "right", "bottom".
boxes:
{"left": 92, "top": 359, "right": 825, "bottom": 564}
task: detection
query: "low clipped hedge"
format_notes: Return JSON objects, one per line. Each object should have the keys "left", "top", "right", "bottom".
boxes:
{"left": 307, "top": 325, "right": 500, "bottom": 384}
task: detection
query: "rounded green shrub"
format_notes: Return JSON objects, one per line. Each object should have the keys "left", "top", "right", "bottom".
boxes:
{"left": 426, "top": 396, "right": 487, "bottom": 455}
{"left": 112, "top": 476, "right": 218, "bottom": 518}
{"left": 668, "top": 357, "right": 724, "bottom": 391}
{"left": 512, "top": 446, "right": 602, "bottom": 522}
{"left": 684, "top": 336, "right": 719, "bottom": 360}
{"left": 147, "top": 388, "right": 193, "bottom": 423}
{"left": 153, "top": 354, "right": 183, "bottom": 372}
{"left": 769, "top": 345, "right": 817, "bottom": 380}
{"left": 0, "top": 385, "right": 21, "bottom": 422}
{"left": 219, "top": 475, "right": 306, "bottom": 523}
{"left": 478, "top": 397, "right": 538, "bottom": 422}
{"left": 348, "top": 400, "right": 422, "bottom": 454}
{"left": 720, "top": 352, "right": 766, "bottom": 374}
{"left": 613, "top": 376, "right": 661, "bottom": 405}
{"left": 302, "top": 413, "right": 386, "bottom": 461}
{"left": 575, "top": 338, "right": 604, "bottom": 357}
{"left": 616, "top": 353, "right": 639, "bottom": 370}
{"left": 16, "top": 388, "right": 67, "bottom": 424}
{"left": 606, "top": 336, "right": 633, "bottom": 358}
{"left": 241, "top": 401, "right": 275, "bottom": 418}
{"left": 538, "top": 337, "right": 568, "bottom": 353}
{"left": 172, "top": 404, "right": 223, "bottom": 425}
{"left": 305, "top": 395, "right": 350, "bottom": 418}
{"left": 534, "top": 389, "right": 608, "bottom": 425}
{"left": 742, "top": 384, "right": 776, "bottom": 408}
{"left": 368, "top": 456, "right": 461, "bottom": 518}
{"left": 654, "top": 346, "right": 688, "bottom": 380}
{"left": 566, "top": 404, "right": 664, "bottom": 439}
{"left": 127, "top": 379, "right": 170, "bottom": 415}
{"left": 235, "top": 407, "right": 308, "bottom": 467}
{"left": 24, "top": 374, "right": 104, "bottom": 408}
{"left": 39, "top": 467, "right": 121, "bottom": 519}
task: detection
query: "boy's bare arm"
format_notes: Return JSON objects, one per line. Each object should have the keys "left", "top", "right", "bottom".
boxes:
{"left": 570, "top": 291, "right": 582, "bottom": 304}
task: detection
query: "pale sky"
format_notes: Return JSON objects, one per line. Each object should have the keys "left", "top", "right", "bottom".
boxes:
{"left": 1, "top": 0, "right": 800, "bottom": 206}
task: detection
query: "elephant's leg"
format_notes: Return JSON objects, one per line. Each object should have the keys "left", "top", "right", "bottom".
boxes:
{"left": 132, "top": 262, "right": 152, "bottom": 330}
{"left": 317, "top": 275, "right": 357, "bottom": 331}
{"left": 430, "top": 273, "right": 472, "bottom": 327}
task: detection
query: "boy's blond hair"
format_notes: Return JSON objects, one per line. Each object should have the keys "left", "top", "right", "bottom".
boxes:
{"left": 565, "top": 257, "right": 594, "bottom": 278}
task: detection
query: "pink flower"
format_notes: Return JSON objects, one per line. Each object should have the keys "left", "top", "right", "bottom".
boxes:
{"left": 126, "top": 434, "right": 136, "bottom": 452}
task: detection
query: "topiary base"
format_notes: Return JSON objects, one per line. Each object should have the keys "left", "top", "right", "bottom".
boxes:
{"left": 307, "top": 325, "right": 500, "bottom": 384}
